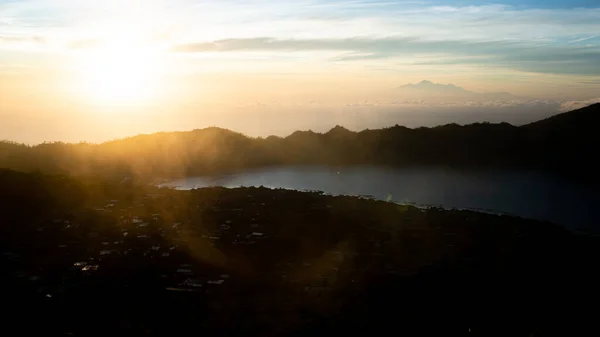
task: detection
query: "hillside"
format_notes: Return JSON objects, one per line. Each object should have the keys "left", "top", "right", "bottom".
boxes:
{"left": 1, "top": 104, "right": 598, "bottom": 181}
{"left": 2, "top": 170, "right": 599, "bottom": 336}
{"left": 520, "top": 103, "right": 600, "bottom": 173}
{"left": 524, "top": 102, "right": 600, "bottom": 129}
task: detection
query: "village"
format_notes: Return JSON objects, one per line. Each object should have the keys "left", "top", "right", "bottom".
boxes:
{"left": 10, "top": 187, "right": 448, "bottom": 299}
{"left": 3, "top": 180, "right": 597, "bottom": 336}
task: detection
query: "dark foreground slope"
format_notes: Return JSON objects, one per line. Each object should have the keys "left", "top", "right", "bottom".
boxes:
{"left": 520, "top": 102, "right": 600, "bottom": 175}
{"left": 1, "top": 104, "right": 599, "bottom": 181}
{"left": 2, "top": 170, "right": 599, "bottom": 336}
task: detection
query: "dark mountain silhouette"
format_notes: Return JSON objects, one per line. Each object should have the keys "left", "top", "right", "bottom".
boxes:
{"left": 524, "top": 102, "right": 600, "bottom": 130}
{"left": 519, "top": 102, "right": 600, "bottom": 174}
{"left": 1, "top": 103, "right": 598, "bottom": 181}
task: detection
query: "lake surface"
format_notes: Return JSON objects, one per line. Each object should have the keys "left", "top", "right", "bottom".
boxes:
{"left": 160, "top": 166, "right": 598, "bottom": 231}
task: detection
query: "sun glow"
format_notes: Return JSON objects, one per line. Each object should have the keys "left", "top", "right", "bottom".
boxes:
{"left": 74, "top": 43, "right": 163, "bottom": 106}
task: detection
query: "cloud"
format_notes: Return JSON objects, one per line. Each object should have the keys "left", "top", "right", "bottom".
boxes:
{"left": 68, "top": 38, "right": 104, "bottom": 50}
{"left": 578, "top": 79, "right": 600, "bottom": 85}
{"left": 0, "top": 35, "right": 45, "bottom": 51}
{"left": 3, "top": 1, "right": 600, "bottom": 79}
{"left": 385, "top": 99, "right": 562, "bottom": 111}
{"left": 0, "top": 35, "right": 44, "bottom": 44}
{"left": 170, "top": 36, "right": 521, "bottom": 54}
{"left": 3, "top": 2, "right": 600, "bottom": 40}
{"left": 170, "top": 37, "right": 420, "bottom": 53}
{"left": 170, "top": 36, "right": 600, "bottom": 75}
{"left": 569, "top": 35, "right": 598, "bottom": 43}
{"left": 560, "top": 98, "right": 600, "bottom": 112}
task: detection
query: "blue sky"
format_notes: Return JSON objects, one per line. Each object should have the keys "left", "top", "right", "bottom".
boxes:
{"left": 416, "top": 0, "right": 599, "bottom": 8}
{"left": 2, "top": 0, "right": 599, "bottom": 77}
{"left": 1, "top": 1, "right": 599, "bottom": 93}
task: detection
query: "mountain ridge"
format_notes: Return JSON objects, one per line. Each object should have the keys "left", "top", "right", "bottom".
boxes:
{"left": 0, "top": 103, "right": 598, "bottom": 181}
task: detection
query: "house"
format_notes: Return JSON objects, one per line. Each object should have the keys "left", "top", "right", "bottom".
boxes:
{"left": 207, "top": 280, "right": 224, "bottom": 285}
{"left": 166, "top": 287, "right": 196, "bottom": 292}
{"left": 72, "top": 262, "right": 87, "bottom": 270}
{"left": 177, "top": 264, "right": 193, "bottom": 274}
{"left": 181, "top": 278, "right": 205, "bottom": 288}
{"left": 82, "top": 265, "right": 99, "bottom": 271}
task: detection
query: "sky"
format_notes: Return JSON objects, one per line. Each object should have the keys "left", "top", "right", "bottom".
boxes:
{"left": 1, "top": 0, "right": 600, "bottom": 143}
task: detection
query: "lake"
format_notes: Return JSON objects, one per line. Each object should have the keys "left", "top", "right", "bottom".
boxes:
{"left": 159, "top": 166, "right": 598, "bottom": 231}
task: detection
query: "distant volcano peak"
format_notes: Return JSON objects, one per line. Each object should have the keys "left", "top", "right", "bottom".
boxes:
{"left": 398, "top": 80, "right": 523, "bottom": 101}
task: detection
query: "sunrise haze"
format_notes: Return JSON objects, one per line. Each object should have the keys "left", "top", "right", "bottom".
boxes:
{"left": 2, "top": 0, "right": 600, "bottom": 143}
